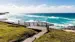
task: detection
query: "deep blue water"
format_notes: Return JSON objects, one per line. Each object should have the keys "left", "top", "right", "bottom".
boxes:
{"left": 28, "top": 13, "right": 75, "bottom": 19}
{"left": 1, "top": 13, "right": 75, "bottom": 28}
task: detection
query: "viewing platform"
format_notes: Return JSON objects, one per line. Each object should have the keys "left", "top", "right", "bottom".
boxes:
{"left": 0, "top": 20, "right": 54, "bottom": 28}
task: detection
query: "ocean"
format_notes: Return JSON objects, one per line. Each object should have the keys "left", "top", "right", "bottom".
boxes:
{"left": 0, "top": 13, "right": 75, "bottom": 28}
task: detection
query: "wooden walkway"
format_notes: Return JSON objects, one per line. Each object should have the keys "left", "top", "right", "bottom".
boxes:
{"left": 22, "top": 26, "right": 47, "bottom": 42}
{"left": 27, "top": 26, "right": 47, "bottom": 30}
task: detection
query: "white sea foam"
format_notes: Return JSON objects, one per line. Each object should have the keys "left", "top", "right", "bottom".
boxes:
{"left": 50, "top": 21, "right": 75, "bottom": 28}
{"left": 7, "top": 17, "right": 21, "bottom": 23}
{"left": 66, "top": 21, "right": 75, "bottom": 26}
{"left": 0, "top": 15, "right": 6, "bottom": 19}
{"left": 25, "top": 15, "right": 45, "bottom": 18}
{"left": 48, "top": 16, "right": 60, "bottom": 19}
{"left": 62, "top": 17, "right": 75, "bottom": 20}
{"left": 48, "top": 16, "right": 75, "bottom": 23}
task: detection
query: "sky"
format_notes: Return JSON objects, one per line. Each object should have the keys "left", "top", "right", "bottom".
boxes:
{"left": 0, "top": 0, "right": 75, "bottom": 13}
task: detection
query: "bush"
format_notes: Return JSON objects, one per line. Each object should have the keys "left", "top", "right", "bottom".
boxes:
{"left": 0, "top": 22, "right": 37, "bottom": 42}
{"left": 34, "top": 29, "right": 75, "bottom": 42}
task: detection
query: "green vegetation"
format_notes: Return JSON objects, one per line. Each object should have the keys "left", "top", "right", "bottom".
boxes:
{"left": 34, "top": 29, "right": 75, "bottom": 42}
{"left": 0, "top": 22, "right": 37, "bottom": 42}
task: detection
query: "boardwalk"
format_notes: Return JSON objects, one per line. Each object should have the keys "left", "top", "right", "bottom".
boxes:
{"left": 22, "top": 26, "right": 47, "bottom": 42}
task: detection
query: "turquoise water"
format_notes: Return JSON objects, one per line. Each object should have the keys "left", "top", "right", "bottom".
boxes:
{"left": 1, "top": 13, "right": 75, "bottom": 28}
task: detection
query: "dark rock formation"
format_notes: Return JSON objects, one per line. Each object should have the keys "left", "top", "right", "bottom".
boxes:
{"left": 0, "top": 12, "right": 9, "bottom": 15}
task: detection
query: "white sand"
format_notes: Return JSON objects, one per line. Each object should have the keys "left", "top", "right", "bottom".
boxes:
{"left": 64, "top": 30, "right": 75, "bottom": 32}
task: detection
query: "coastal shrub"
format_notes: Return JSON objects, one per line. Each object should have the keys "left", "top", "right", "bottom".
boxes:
{"left": 0, "top": 22, "right": 37, "bottom": 42}
{"left": 34, "top": 29, "right": 75, "bottom": 42}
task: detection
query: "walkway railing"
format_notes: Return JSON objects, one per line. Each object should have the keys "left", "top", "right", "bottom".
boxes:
{"left": 17, "top": 20, "right": 54, "bottom": 27}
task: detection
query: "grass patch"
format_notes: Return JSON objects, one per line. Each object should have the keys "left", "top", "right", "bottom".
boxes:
{"left": 0, "top": 22, "right": 37, "bottom": 42}
{"left": 34, "top": 29, "right": 75, "bottom": 42}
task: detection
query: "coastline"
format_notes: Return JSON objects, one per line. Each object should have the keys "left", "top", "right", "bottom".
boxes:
{"left": 0, "top": 18, "right": 74, "bottom": 29}
{"left": 64, "top": 30, "right": 75, "bottom": 32}
{"left": 0, "top": 16, "right": 75, "bottom": 31}
{"left": 1, "top": 13, "right": 75, "bottom": 30}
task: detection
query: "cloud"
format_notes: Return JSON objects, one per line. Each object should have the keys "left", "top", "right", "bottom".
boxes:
{"left": 0, "top": 4, "right": 75, "bottom": 13}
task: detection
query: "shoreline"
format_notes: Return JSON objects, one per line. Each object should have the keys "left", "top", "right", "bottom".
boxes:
{"left": 64, "top": 30, "right": 75, "bottom": 32}
{"left": 0, "top": 19, "right": 75, "bottom": 29}
{"left": 0, "top": 17, "right": 75, "bottom": 30}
